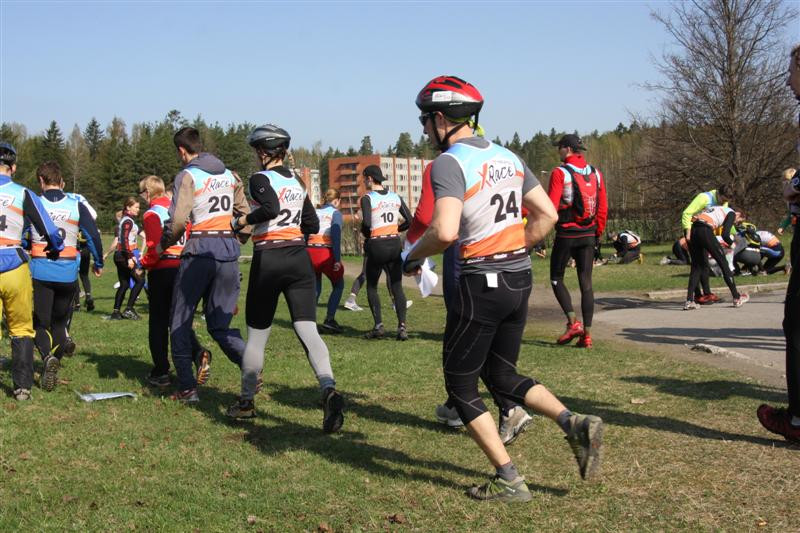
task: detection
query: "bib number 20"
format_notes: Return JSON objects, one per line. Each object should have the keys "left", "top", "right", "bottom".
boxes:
{"left": 208, "top": 195, "right": 232, "bottom": 213}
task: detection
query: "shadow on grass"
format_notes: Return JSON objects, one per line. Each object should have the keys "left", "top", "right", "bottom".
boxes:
{"left": 619, "top": 326, "right": 784, "bottom": 352}
{"left": 561, "top": 396, "right": 788, "bottom": 447}
{"left": 619, "top": 375, "right": 786, "bottom": 403}
{"left": 84, "top": 352, "right": 152, "bottom": 384}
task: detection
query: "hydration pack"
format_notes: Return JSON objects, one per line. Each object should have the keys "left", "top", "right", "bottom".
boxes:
{"left": 561, "top": 165, "right": 600, "bottom": 226}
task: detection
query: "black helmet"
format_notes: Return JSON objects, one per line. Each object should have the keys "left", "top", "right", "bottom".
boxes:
{"left": 247, "top": 124, "right": 290, "bottom": 154}
{"left": 0, "top": 141, "right": 17, "bottom": 166}
{"left": 415, "top": 76, "right": 484, "bottom": 119}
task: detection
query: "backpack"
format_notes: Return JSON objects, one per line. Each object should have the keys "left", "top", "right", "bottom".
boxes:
{"left": 561, "top": 165, "right": 600, "bottom": 226}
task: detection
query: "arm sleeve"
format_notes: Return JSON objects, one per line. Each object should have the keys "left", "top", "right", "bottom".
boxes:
{"left": 398, "top": 198, "right": 412, "bottom": 232}
{"left": 244, "top": 173, "right": 280, "bottom": 225}
{"left": 721, "top": 212, "right": 736, "bottom": 245}
{"left": 431, "top": 155, "right": 466, "bottom": 201}
{"left": 547, "top": 167, "right": 565, "bottom": 210}
{"left": 299, "top": 196, "right": 319, "bottom": 235}
{"left": 23, "top": 190, "right": 63, "bottom": 251}
{"left": 360, "top": 195, "right": 372, "bottom": 239}
{"left": 330, "top": 210, "right": 343, "bottom": 262}
{"left": 520, "top": 160, "right": 540, "bottom": 195}
{"left": 682, "top": 194, "right": 708, "bottom": 230}
{"left": 81, "top": 198, "right": 98, "bottom": 220}
{"left": 164, "top": 171, "right": 194, "bottom": 248}
{"left": 594, "top": 169, "right": 608, "bottom": 236}
{"left": 78, "top": 202, "right": 103, "bottom": 267}
{"left": 407, "top": 165, "right": 434, "bottom": 243}
{"left": 119, "top": 219, "right": 135, "bottom": 259}
{"left": 141, "top": 210, "right": 163, "bottom": 269}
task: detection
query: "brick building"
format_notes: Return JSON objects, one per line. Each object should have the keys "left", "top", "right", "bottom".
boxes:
{"left": 328, "top": 155, "right": 432, "bottom": 220}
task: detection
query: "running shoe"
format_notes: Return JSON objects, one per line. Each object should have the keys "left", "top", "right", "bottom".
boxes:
{"left": 392, "top": 300, "right": 414, "bottom": 311}
{"left": 85, "top": 296, "right": 95, "bottom": 312}
{"left": 565, "top": 413, "right": 604, "bottom": 480}
{"left": 147, "top": 373, "right": 171, "bottom": 388}
{"left": 62, "top": 337, "right": 76, "bottom": 357}
{"left": 435, "top": 404, "right": 464, "bottom": 427}
{"left": 756, "top": 404, "right": 800, "bottom": 444}
{"left": 13, "top": 388, "right": 31, "bottom": 401}
{"left": 637, "top": 252, "right": 645, "bottom": 264}
{"left": 733, "top": 293, "right": 750, "bottom": 308}
{"left": 683, "top": 300, "right": 698, "bottom": 310}
{"left": 556, "top": 321, "right": 584, "bottom": 345}
{"left": 170, "top": 388, "right": 199, "bottom": 403}
{"left": 344, "top": 297, "right": 363, "bottom": 312}
{"left": 226, "top": 398, "right": 256, "bottom": 419}
{"left": 396, "top": 323, "right": 408, "bottom": 341}
{"left": 576, "top": 334, "right": 593, "bottom": 349}
{"left": 697, "top": 293, "right": 721, "bottom": 305}
{"left": 319, "top": 318, "right": 343, "bottom": 334}
{"left": 195, "top": 349, "right": 212, "bottom": 386}
{"left": 41, "top": 355, "right": 60, "bottom": 392}
{"left": 499, "top": 406, "right": 533, "bottom": 445}
{"left": 659, "top": 256, "right": 670, "bottom": 265}
{"left": 364, "top": 325, "right": 385, "bottom": 339}
{"left": 467, "top": 475, "right": 532, "bottom": 503}
{"left": 122, "top": 308, "right": 141, "bottom": 321}
{"left": 109, "top": 310, "right": 124, "bottom": 320}
{"left": 322, "top": 387, "right": 344, "bottom": 433}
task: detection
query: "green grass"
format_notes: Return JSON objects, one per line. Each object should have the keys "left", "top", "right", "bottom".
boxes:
{"left": 0, "top": 259, "right": 796, "bottom": 531}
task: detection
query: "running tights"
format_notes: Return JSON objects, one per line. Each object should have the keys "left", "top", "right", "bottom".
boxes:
{"left": 550, "top": 236, "right": 595, "bottom": 327}
{"left": 687, "top": 223, "right": 739, "bottom": 301}
{"left": 114, "top": 254, "right": 144, "bottom": 311}
{"left": 365, "top": 238, "right": 406, "bottom": 327}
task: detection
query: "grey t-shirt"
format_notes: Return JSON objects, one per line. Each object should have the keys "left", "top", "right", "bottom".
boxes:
{"left": 430, "top": 137, "right": 540, "bottom": 274}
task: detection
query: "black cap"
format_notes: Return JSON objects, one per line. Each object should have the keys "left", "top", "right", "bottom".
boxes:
{"left": 553, "top": 134, "right": 586, "bottom": 152}
{"left": 363, "top": 164, "right": 385, "bottom": 183}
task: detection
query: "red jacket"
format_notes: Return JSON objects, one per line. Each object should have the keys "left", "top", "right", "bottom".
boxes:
{"left": 142, "top": 197, "right": 182, "bottom": 270}
{"left": 547, "top": 154, "right": 608, "bottom": 238}
{"left": 407, "top": 163, "right": 434, "bottom": 244}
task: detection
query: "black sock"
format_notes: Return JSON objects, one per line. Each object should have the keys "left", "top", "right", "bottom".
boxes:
{"left": 495, "top": 461, "right": 519, "bottom": 482}
{"left": 557, "top": 409, "right": 573, "bottom": 434}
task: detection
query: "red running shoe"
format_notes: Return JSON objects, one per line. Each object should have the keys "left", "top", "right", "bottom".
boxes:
{"left": 757, "top": 404, "right": 800, "bottom": 444}
{"left": 697, "top": 293, "right": 720, "bottom": 305}
{"left": 557, "top": 321, "right": 584, "bottom": 345}
{"left": 576, "top": 334, "right": 593, "bottom": 348}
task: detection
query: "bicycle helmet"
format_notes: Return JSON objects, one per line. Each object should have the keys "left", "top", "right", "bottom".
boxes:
{"left": 247, "top": 124, "right": 290, "bottom": 154}
{"left": 0, "top": 141, "right": 16, "bottom": 166}
{"left": 415, "top": 76, "right": 483, "bottom": 119}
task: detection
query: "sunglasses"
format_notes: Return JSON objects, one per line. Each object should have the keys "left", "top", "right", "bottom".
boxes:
{"left": 418, "top": 113, "right": 432, "bottom": 126}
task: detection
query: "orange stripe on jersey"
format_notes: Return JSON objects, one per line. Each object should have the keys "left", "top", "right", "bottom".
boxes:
{"left": 32, "top": 244, "right": 78, "bottom": 258}
{"left": 371, "top": 225, "right": 399, "bottom": 237}
{"left": 463, "top": 182, "right": 481, "bottom": 202}
{"left": 6, "top": 205, "right": 23, "bottom": 216}
{"left": 193, "top": 215, "right": 232, "bottom": 231}
{"left": 253, "top": 227, "right": 304, "bottom": 241}
{"left": 308, "top": 235, "right": 332, "bottom": 246}
{"left": 0, "top": 237, "right": 21, "bottom": 246}
{"left": 461, "top": 223, "right": 525, "bottom": 259}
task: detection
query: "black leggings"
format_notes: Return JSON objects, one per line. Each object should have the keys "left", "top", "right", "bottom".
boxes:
{"left": 246, "top": 246, "right": 317, "bottom": 329}
{"left": 443, "top": 270, "right": 537, "bottom": 425}
{"left": 365, "top": 238, "right": 406, "bottom": 327}
{"left": 33, "top": 279, "right": 77, "bottom": 359}
{"left": 784, "top": 228, "right": 800, "bottom": 416}
{"left": 762, "top": 244, "right": 785, "bottom": 274}
{"left": 349, "top": 251, "right": 392, "bottom": 298}
{"left": 114, "top": 254, "right": 145, "bottom": 311}
{"left": 687, "top": 223, "right": 740, "bottom": 301}
{"left": 550, "top": 236, "right": 595, "bottom": 327}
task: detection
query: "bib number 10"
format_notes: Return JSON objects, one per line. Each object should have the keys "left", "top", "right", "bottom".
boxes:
{"left": 490, "top": 192, "right": 519, "bottom": 223}
{"left": 208, "top": 195, "right": 232, "bottom": 213}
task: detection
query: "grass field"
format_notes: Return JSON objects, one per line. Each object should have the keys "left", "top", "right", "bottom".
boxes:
{"left": 0, "top": 248, "right": 796, "bottom": 531}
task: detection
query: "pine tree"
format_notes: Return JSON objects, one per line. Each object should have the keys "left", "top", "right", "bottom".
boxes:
{"left": 358, "top": 136, "right": 374, "bottom": 155}
{"left": 83, "top": 118, "right": 104, "bottom": 160}
{"left": 394, "top": 132, "right": 414, "bottom": 157}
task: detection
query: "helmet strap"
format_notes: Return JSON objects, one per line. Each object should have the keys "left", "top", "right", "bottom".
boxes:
{"left": 438, "top": 121, "right": 469, "bottom": 151}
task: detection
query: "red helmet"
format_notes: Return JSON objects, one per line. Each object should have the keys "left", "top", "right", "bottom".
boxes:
{"left": 415, "top": 76, "right": 483, "bottom": 119}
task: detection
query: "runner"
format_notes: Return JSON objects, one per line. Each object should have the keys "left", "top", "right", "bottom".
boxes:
{"left": 0, "top": 142, "right": 64, "bottom": 400}
{"left": 307, "top": 188, "right": 346, "bottom": 334}
{"left": 684, "top": 205, "right": 748, "bottom": 309}
{"left": 660, "top": 236, "right": 691, "bottom": 265}
{"left": 66, "top": 192, "right": 98, "bottom": 312}
{"left": 757, "top": 44, "right": 800, "bottom": 443}
{"left": 158, "top": 126, "right": 248, "bottom": 403}
{"left": 406, "top": 76, "right": 604, "bottom": 502}
{"left": 360, "top": 165, "right": 412, "bottom": 340}
{"left": 28, "top": 162, "right": 103, "bottom": 390}
{"left": 139, "top": 175, "right": 211, "bottom": 388}
{"left": 227, "top": 124, "right": 343, "bottom": 433}
{"left": 756, "top": 229, "right": 786, "bottom": 274}
{"left": 111, "top": 197, "right": 145, "bottom": 320}
{"left": 606, "top": 230, "right": 643, "bottom": 264}
{"left": 547, "top": 134, "right": 608, "bottom": 348}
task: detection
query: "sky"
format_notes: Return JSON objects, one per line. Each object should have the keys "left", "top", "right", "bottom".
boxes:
{"left": 0, "top": 1, "right": 797, "bottom": 151}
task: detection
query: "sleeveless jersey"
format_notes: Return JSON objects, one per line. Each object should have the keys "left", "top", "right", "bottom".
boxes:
{"left": 366, "top": 190, "right": 401, "bottom": 238}
{"left": 695, "top": 205, "right": 733, "bottom": 229}
{"left": 147, "top": 203, "right": 186, "bottom": 259}
{"left": 757, "top": 230, "right": 780, "bottom": 248}
{"left": 0, "top": 181, "right": 28, "bottom": 248}
{"left": 308, "top": 204, "right": 337, "bottom": 247}
{"left": 619, "top": 230, "right": 641, "bottom": 247}
{"left": 117, "top": 215, "right": 139, "bottom": 251}
{"left": 30, "top": 195, "right": 79, "bottom": 259}
{"left": 185, "top": 166, "right": 237, "bottom": 237}
{"left": 251, "top": 170, "right": 306, "bottom": 249}
{"left": 443, "top": 141, "right": 527, "bottom": 262}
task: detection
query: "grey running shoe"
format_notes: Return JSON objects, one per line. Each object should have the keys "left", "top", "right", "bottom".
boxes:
{"left": 226, "top": 398, "right": 256, "bottom": 419}
{"left": 565, "top": 413, "right": 604, "bottom": 480}
{"left": 195, "top": 349, "right": 212, "bottom": 386}
{"left": 322, "top": 387, "right": 344, "bottom": 433}
{"left": 109, "top": 310, "right": 124, "bottom": 320}
{"left": 435, "top": 404, "right": 464, "bottom": 428}
{"left": 170, "top": 389, "right": 199, "bottom": 403}
{"left": 499, "top": 406, "right": 533, "bottom": 445}
{"left": 343, "top": 297, "right": 363, "bottom": 312}
{"left": 147, "top": 373, "right": 171, "bottom": 388}
{"left": 121, "top": 308, "right": 140, "bottom": 321}
{"left": 62, "top": 337, "right": 76, "bottom": 357}
{"left": 733, "top": 293, "right": 750, "bottom": 308}
{"left": 396, "top": 323, "right": 408, "bottom": 341}
{"left": 683, "top": 300, "right": 698, "bottom": 311}
{"left": 13, "top": 388, "right": 32, "bottom": 401}
{"left": 364, "top": 325, "right": 385, "bottom": 339}
{"left": 42, "top": 355, "right": 60, "bottom": 392}
{"left": 319, "top": 318, "right": 343, "bottom": 334}
{"left": 467, "top": 475, "right": 532, "bottom": 503}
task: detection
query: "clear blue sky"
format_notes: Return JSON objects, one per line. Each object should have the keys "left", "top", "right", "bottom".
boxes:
{"left": 0, "top": 1, "right": 786, "bottom": 150}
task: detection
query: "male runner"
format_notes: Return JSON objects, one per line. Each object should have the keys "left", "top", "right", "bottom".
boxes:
{"left": 406, "top": 76, "right": 604, "bottom": 502}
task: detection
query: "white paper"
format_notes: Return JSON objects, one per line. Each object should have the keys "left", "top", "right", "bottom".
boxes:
{"left": 486, "top": 272, "right": 499, "bottom": 288}
{"left": 401, "top": 240, "right": 439, "bottom": 298}
{"left": 76, "top": 391, "right": 137, "bottom": 402}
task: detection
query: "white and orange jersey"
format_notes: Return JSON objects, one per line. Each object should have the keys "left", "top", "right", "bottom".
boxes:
{"left": 618, "top": 230, "right": 641, "bottom": 247}
{"left": 366, "top": 190, "right": 401, "bottom": 238}
{"left": 117, "top": 215, "right": 139, "bottom": 251}
{"left": 186, "top": 166, "right": 237, "bottom": 235}
{"left": 694, "top": 205, "right": 733, "bottom": 229}
{"left": 442, "top": 142, "right": 526, "bottom": 261}
{"left": 0, "top": 181, "right": 27, "bottom": 248}
{"left": 251, "top": 170, "right": 306, "bottom": 248}
{"left": 30, "top": 195, "right": 79, "bottom": 259}
{"left": 757, "top": 230, "right": 780, "bottom": 248}
{"left": 308, "top": 204, "right": 337, "bottom": 247}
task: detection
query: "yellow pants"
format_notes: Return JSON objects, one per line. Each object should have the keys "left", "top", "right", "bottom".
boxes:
{"left": 0, "top": 263, "right": 34, "bottom": 338}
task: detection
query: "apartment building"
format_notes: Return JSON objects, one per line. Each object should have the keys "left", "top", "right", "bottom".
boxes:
{"left": 328, "top": 155, "right": 432, "bottom": 220}
{"left": 295, "top": 167, "right": 321, "bottom": 206}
